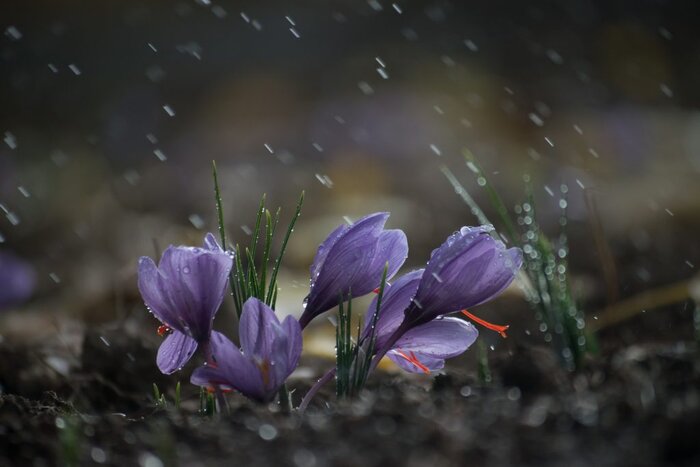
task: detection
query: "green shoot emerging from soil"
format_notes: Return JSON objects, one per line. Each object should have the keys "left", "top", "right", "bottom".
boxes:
{"left": 335, "top": 264, "right": 389, "bottom": 398}
{"left": 212, "top": 160, "right": 304, "bottom": 317}
{"left": 442, "top": 150, "right": 593, "bottom": 371}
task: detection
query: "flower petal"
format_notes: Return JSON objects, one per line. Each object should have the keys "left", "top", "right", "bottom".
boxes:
{"left": 394, "top": 317, "right": 478, "bottom": 358}
{"left": 156, "top": 331, "right": 198, "bottom": 374}
{"left": 156, "top": 243, "right": 233, "bottom": 341}
{"left": 239, "top": 297, "right": 280, "bottom": 359}
{"left": 301, "top": 212, "right": 406, "bottom": 326}
{"left": 281, "top": 314, "right": 303, "bottom": 372}
{"left": 368, "top": 230, "right": 409, "bottom": 279}
{"left": 363, "top": 269, "right": 423, "bottom": 349}
{"left": 387, "top": 317, "right": 478, "bottom": 374}
{"left": 190, "top": 333, "right": 267, "bottom": 401}
{"left": 309, "top": 223, "right": 348, "bottom": 282}
{"left": 387, "top": 351, "right": 445, "bottom": 373}
{"left": 407, "top": 227, "right": 521, "bottom": 326}
{"left": 203, "top": 232, "right": 224, "bottom": 252}
{"left": 138, "top": 256, "right": 183, "bottom": 331}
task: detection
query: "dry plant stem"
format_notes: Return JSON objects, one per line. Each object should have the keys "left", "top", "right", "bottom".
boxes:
{"left": 299, "top": 368, "right": 336, "bottom": 412}
{"left": 590, "top": 279, "right": 691, "bottom": 331}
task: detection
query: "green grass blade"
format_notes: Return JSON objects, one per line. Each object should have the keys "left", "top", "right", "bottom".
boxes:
{"left": 265, "top": 191, "right": 304, "bottom": 304}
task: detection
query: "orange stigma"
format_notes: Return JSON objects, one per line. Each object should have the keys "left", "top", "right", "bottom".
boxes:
{"left": 461, "top": 310, "right": 509, "bottom": 338}
{"left": 157, "top": 324, "right": 171, "bottom": 337}
{"left": 396, "top": 350, "right": 430, "bottom": 374}
{"left": 372, "top": 287, "right": 380, "bottom": 294}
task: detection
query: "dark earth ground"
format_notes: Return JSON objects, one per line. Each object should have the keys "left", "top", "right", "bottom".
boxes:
{"left": 2, "top": 304, "right": 699, "bottom": 467}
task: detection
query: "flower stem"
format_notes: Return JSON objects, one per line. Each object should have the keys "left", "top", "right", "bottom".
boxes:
{"left": 299, "top": 368, "right": 336, "bottom": 413}
{"left": 201, "top": 340, "right": 229, "bottom": 414}
{"left": 278, "top": 383, "right": 292, "bottom": 413}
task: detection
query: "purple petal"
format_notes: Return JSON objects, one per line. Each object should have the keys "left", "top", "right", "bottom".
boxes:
{"left": 156, "top": 331, "right": 198, "bottom": 374}
{"left": 407, "top": 227, "right": 521, "bottom": 326}
{"left": 301, "top": 212, "right": 407, "bottom": 326}
{"left": 362, "top": 269, "right": 423, "bottom": 348}
{"left": 138, "top": 256, "right": 183, "bottom": 331}
{"left": 388, "top": 352, "right": 445, "bottom": 373}
{"left": 281, "top": 314, "right": 303, "bottom": 372}
{"left": 239, "top": 297, "right": 280, "bottom": 359}
{"left": 369, "top": 230, "right": 408, "bottom": 278}
{"left": 387, "top": 317, "right": 478, "bottom": 374}
{"left": 153, "top": 241, "right": 233, "bottom": 341}
{"left": 309, "top": 223, "right": 348, "bottom": 281}
{"left": 203, "top": 232, "right": 224, "bottom": 252}
{"left": 190, "top": 333, "right": 268, "bottom": 401}
{"left": 394, "top": 317, "right": 478, "bottom": 358}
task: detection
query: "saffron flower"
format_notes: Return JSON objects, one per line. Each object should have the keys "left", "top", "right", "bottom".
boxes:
{"left": 137, "top": 233, "right": 233, "bottom": 374}
{"left": 299, "top": 212, "right": 408, "bottom": 328}
{"left": 363, "top": 269, "right": 479, "bottom": 373}
{"left": 402, "top": 226, "right": 522, "bottom": 329}
{"left": 367, "top": 226, "right": 522, "bottom": 372}
{"left": 191, "top": 297, "right": 302, "bottom": 402}
{"left": 0, "top": 251, "right": 36, "bottom": 311}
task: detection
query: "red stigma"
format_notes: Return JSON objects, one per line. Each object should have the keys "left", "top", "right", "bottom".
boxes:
{"left": 461, "top": 310, "right": 509, "bottom": 338}
{"left": 396, "top": 350, "right": 430, "bottom": 374}
{"left": 372, "top": 287, "right": 380, "bottom": 294}
{"left": 157, "top": 324, "right": 171, "bottom": 337}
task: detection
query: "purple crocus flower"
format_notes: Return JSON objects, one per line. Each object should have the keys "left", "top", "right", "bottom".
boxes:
{"left": 137, "top": 233, "right": 233, "bottom": 374}
{"left": 191, "top": 297, "right": 302, "bottom": 402}
{"left": 0, "top": 251, "right": 36, "bottom": 311}
{"left": 298, "top": 212, "right": 408, "bottom": 328}
{"left": 363, "top": 269, "right": 478, "bottom": 373}
{"left": 366, "top": 226, "right": 522, "bottom": 371}
{"left": 402, "top": 226, "right": 522, "bottom": 329}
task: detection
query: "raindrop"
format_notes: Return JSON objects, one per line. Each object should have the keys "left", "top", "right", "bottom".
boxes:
{"left": 189, "top": 214, "right": 205, "bottom": 229}
{"left": 358, "top": 81, "right": 374, "bottom": 95}
{"left": 49, "top": 272, "right": 61, "bottom": 283}
{"left": 660, "top": 83, "right": 673, "bottom": 98}
{"left": 429, "top": 144, "right": 441, "bottom": 156}
{"left": 68, "top": 64, "right": 81, "bottom": 75}
{"left": 4, "top": 26, "right": 22, "bottom": 41}
{"left": 162, "top": 105, "right": 176, "bottom": 117}
{"left": 528, "top": 113, "right": 544, "bottom": 127}
{"left": 314, "top": 173, "right": 334, "bottom": 188}
{"left": 4, "top": 131, "right": 17, "bottom": 149}
{"left": 289, "top": 27, "right": 300, "bottom": 38}
{"left": 18, "top": 186, "right": 31, "bottom": 198}
{"left": 392, "top": 3, "right": 402, "bottom": 14}
{"left": 658, "top": 27, "right": 672, "bottom": 40}
{"left": 212, "top": 6, "right": 227, "bottom": 18}
{"left": 544, "top": 136, "right": 554, "bottom": 147}
{"left": 153, "top": 149, "right": 167, "bottom": 161}
{"left": 464, "top": 39, "right": 478, "bottom": 52}
{"left": 99, "top": 336, "right": 111, "bottom": 347}
{"left": 264, "top": 143, "right": 274, "bottom": 154}
{"left": 544, "top": 185, "right": 554, "bottom": 197}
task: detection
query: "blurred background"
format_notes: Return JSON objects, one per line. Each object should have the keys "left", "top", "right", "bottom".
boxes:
{"left": 1, "top": 0, "right": 700, "bottom": 352}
